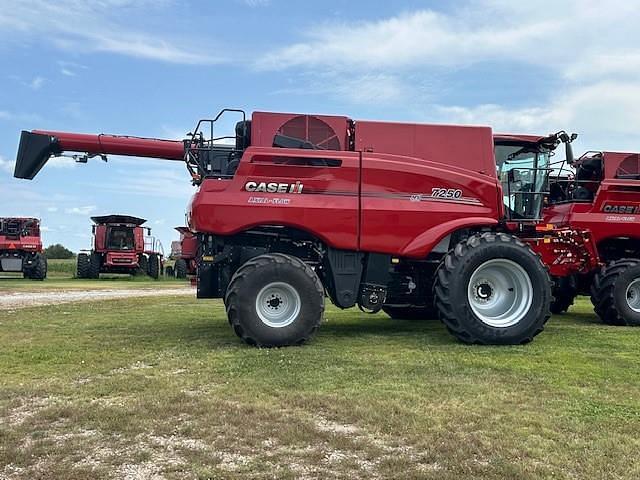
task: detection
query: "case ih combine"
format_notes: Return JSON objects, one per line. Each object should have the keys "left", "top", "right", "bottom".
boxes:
{"left": 494, "top": 132, "right": 640, "bottom": 325}
{"left": 167, "top": 226, "right": 197, "bottom": 279}
{"left": 14, "top": 110, "right": 604, "bottom": 346}
{"left": 0, "top": 217, "right": 47, "bottom": 279}
{"left": 76, "top": 215, "right": 163, "bottom": 279}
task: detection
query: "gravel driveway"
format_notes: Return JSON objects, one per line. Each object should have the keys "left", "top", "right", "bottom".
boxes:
{"left": 0, "top": 287, "right": 194, "bottom": 310}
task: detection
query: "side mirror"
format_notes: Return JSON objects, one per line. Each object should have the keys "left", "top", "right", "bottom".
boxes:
{"left": 570, "top": 133, "right": 578, "bottom": 141}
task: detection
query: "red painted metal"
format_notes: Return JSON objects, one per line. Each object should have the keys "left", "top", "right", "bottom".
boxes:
{"left": 33, "top": 130, "right": 185, "bottom": 160}
{"left": 544, "top": 150, "right": 640, "bottom": 256}
{"left": 0, "top": 218, "right": 42, "bottom": 253}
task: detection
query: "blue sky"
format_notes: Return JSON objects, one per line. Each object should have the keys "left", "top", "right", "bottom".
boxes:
{"left": 1, "top": 0, "right": 640, "bottom": 251}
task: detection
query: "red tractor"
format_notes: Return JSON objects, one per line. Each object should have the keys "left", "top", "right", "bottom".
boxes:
{"left": 76, "top": 215, "right": 164, "bottom": 279}
{"left": 15, "top": 110, "right": 595, "bottom": 346}
{"left": 166, "top": 226, "right": 197, "bottom": 279}
{"left": 0, "top": 217, "right": 47, "bottom": 280}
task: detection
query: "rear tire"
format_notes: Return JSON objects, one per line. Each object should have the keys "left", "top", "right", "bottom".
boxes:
{"left": 550, "top": 275, "right": 578, "bottom": 314}
{"left": 225, "top": 253, "right": 324, "bottom": 347}
{"left": 165, "top": 266, "right": 174, "bottom": 277}
{"left": 175, "top": 259, "right": 188, "bottom": 279}
{"left": 76, "top": 253, "right": 90, "bottom": 278}
{"left": 89, "top": 253, "right": 101, "bottom": 279}
{"left": 147, "top": 253, "right": 160, "bottom": 279}
{"left": 591, "top": 259, "right": 640, "bottom": 326}
{"left": 434, "top": 232, "right": 551, "bottom": 345}
{"left": 382, "top": 305, "right": 438, "bottom": 320}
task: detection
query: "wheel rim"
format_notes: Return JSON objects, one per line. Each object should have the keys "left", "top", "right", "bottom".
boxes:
{"left": 626, "top": 278, "right": 640, "bottom": 313}
{"left": 255, "top": 282, "right": 301, "bottom": 328}
{"left": 467, "top": 259, "right": 533, "bottom": 328}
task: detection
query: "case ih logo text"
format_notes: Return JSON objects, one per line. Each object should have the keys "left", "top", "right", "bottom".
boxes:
{"left": 244, "top": 181, "right": 303, "bottom": 194}
{"left": 602, "top": 204, "right": 640, "bottom": 214}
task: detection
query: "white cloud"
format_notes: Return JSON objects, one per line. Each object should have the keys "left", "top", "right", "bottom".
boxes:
{"left": 243, "top": 0, "right": 269, "bottom": 6}
{"left": 47, "top": 206, "right": 58, "bottom": 212}
{"left": 0, "top": 0, "right": 223, "bottom": 65}
{"left": 0, "top": 155, "right": 15, "bottom": 174}
{"left": 65, "top": 205, "right": 97, "bottom": 215}
{"left": 435, "top": 81, "right": 640, "bottom": 152}
{"left": 258, "top": 1, "right": 640, "bottom": 74}
{"left": 29, "top": 76, "right": 45, "bottom": 90}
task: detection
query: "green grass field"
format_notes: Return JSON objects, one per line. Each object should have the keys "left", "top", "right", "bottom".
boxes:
{"left": 1, "top": 288, "right": 639, "bottom": 479}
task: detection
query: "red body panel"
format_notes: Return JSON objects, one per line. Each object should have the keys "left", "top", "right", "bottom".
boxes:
{"left": 189, "top": 121, "right": 502, "bottom": 258}
{"left": 104, "top": 251, "right": 139, "bottom": 268}
{"left": 0, "top": 218, "right": 42, "bottom": 253}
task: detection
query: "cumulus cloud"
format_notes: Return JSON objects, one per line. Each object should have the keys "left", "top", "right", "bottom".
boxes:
{"left": 0, "top": 0, "right": 223, "bottom": 65}
{"left": 0, "top": 155, "right": 15, "bottom": 174}
{"left": 65, "top": 205, "right": 97, "bottom": 215}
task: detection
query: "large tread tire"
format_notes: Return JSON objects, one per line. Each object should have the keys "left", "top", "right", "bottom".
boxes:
{"left": 382, "top": 305, "right": 438, "bottom": 320}
{"left": 89, "top": 253, "right": 101, "bottom": 279}
{"left": 175, "top": 259, "right": 188, "bottom": 279}
{"left": 591, "top": 259, "right": 640, "bottom": 326}
{"left": 77, "top": 253, "right": 90, "bottom": 279}
{"left": 434, "top": 232, "right": 551, "bottom": 345}
{"left": 225, "top": 253, "right": 324, "bottom": 347}
{"left": 550, "top": 275, "right": 578, "bottom": 314}
{"left": 27, "top": 253, "right": 47, "bottom": 281}
{"left": 147, "top": 253, "right": 160, "bottom": 279}
{"left": 136, "top": 255, "right": 148, "bottom": 276}
{"left": 165, "top": 266, "right": 175, "bottom": 278}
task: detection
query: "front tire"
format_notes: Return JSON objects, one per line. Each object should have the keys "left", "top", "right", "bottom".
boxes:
{"left": 89, "top": 253, "right": 101, "bottom": 279}
{"left": 591, "top": 259, "right": 640, "bottom": 326}
{"left": 26, "top": 253, "right": 47, "bottom": 280}
{"left": 77, "top": 253, "right": 90, "bottom": 278}
{"left": 147, "top": 253, "right": 160, "bottom": 279}
{"left": 175, "top": 259, "right": 188, "bottom": 279}
{"left": 225, "top": 253, "right": 324, "bottom": 347}
{"left": 551, "top": 275, "right": 578, "bottom": 314}
{"left": 434, "top": 232, "right": 551, "bottom": 345}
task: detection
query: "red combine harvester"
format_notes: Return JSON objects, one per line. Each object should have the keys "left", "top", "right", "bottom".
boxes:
{"left": 169, "top": 226, "right": 197, "bottom": 279}
{"left": 0, "top": 217, "right": 47, "bottom": 279}
{"left": 545, "top": 149, "right": 640, "bottom": 325}
{"left": 15, "top": 110, "right": 596, "bottom": 346}
{"left": 76, "top": 215, "right": 163, "bottom": 279}
{"left": 493, "top": 131, "right": 640, "bottom": 326}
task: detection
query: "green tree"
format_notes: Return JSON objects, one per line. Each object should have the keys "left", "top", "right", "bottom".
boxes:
{"left": 43, "top": 243, "right": 75, "bottom": 259}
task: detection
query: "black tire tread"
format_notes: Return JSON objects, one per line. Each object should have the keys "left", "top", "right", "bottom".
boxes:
{"left": 591, "top": 258, "right": 639, "bottom": 326}
{"left": 434, "top": 232, "right": 551, "bottom": 345}
{"left": 225, "top": 253, "right": 324, "bottom": 347}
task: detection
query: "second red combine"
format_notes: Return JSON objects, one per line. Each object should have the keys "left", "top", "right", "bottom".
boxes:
{"left": 76, "top": 215, "right": 164, "bottom": 279}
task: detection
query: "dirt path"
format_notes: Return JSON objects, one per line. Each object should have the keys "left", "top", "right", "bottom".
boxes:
{"left": 0, "top": 287, "right": 194, "bottom": 310}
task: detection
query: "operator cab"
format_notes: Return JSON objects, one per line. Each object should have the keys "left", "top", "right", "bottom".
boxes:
{"left": 106, "top": 226, "right": 135, "bottom": 251}
{"left": 493, "top": 136, "right": 556, "bottom": 220}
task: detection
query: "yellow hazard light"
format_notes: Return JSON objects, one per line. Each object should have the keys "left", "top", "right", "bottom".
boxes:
{"left": 535, "top": 224, "right": 554, "bottom": 232}
{"left": 202, "top": 255, "right": 214, "bottom": 262}
{"left": 543, "top": 237, "right": 552, "bottom": 244}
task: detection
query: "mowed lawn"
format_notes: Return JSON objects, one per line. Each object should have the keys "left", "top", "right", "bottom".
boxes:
{"left": 1, "top": 286, "right": 640, "bottom": 479}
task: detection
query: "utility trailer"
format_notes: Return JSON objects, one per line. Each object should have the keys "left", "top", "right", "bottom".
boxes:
{"left": 14, "top": 110, "right": 595, "bottom": 346}
{"left": 76, "top": 215, "right": 164, "bottom": 279}
{"left": 0, "top": 217, "right": 47, "bottom": 279}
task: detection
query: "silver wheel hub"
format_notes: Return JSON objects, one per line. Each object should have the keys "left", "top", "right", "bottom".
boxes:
{"left": 626, "top": 278, "right": 640, "bottom": 313}
{"left": 467, "top": 259, "right": 533, "bottom": 328}
{"left": 256, "top": 282, "right": 301, "bottom": 328}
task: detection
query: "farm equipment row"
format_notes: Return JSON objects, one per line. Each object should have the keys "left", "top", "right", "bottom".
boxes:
{"left": 12, "top": 109, "right": 640, "bottom": 345}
